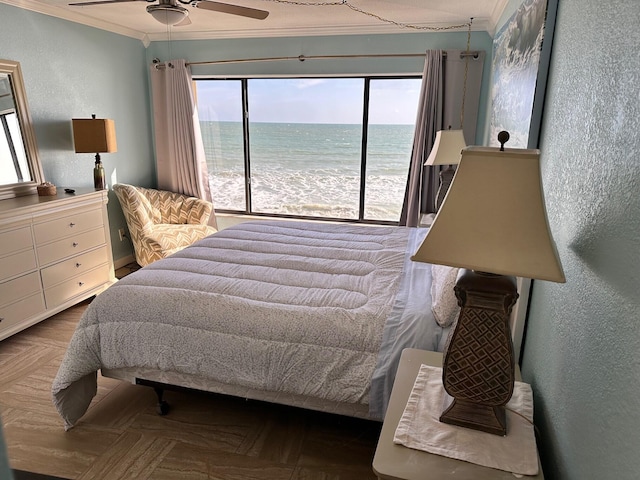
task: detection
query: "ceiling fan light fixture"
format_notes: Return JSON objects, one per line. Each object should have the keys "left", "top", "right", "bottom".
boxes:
{"left": 147, "top": 4, "right": 189, "bottom": 26}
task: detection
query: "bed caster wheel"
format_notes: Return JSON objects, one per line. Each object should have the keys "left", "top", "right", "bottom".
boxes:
{"left": 153, "top": 387, "right": 170, "bottom": 415}
{"left": 156, "top": 401, "right": 170, "bottom": 416}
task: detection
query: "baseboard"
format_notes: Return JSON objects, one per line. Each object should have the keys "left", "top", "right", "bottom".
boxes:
{"left": 113, "top": 254, "right": 136, "bottom": 270}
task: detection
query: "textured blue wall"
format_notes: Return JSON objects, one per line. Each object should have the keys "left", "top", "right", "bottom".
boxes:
{"left": 0, "top": 3, "right": 154, "bottom": 262}
{"left": 521, "top": 0, "right": 640, "bottom": 478}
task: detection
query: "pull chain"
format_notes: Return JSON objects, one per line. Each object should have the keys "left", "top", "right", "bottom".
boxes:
{"left": 460, "top": 18, "right": 473, "bottom": 130}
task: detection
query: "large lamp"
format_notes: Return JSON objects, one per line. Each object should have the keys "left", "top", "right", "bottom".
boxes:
{"left": 412, "top": 131, "right": 565, "bottom": 436}
{"left": 72, "top": 114, "right": 117, "bottom": 190}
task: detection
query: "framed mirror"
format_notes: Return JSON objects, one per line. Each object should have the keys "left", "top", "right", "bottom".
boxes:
{"left": 0, "top": 59, "right": 44, "bottom": 200}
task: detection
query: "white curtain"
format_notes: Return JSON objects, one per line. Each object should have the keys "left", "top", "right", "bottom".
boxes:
{"left": 149, "top": 59, "right": 217, "bottom": 229}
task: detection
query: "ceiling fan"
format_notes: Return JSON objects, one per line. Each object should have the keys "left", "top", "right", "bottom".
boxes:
{"left": 68, "top": 0, "right": 270, "bottom": 27}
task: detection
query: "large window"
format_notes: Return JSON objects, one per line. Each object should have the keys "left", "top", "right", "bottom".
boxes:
{"left": 195, "top": 77, "right": 420, "bottom": 223}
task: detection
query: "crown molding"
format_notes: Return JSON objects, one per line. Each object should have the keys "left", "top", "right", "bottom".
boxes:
{"left": 488, "top": 0, "right": 510, "bottom": 36}
{"left": 0, "top": 0, "right": 146, "bottom": 41}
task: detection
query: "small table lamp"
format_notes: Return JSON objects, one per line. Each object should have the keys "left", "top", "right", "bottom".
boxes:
{"left": 425, "top": 128, "right": 467, "bottom": 166}
{"left": 424, "top": 19, "right": 474, "bottom": 210}
{"left": 424, "top": 127, "right": 467, "bottom": 210}
{"left": 72, "top": 114, "right": 117, "bottom": 190}
{"left": 412, "top": 132, "right": 565, "bottom": 436}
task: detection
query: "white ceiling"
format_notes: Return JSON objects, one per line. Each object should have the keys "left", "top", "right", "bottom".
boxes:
{"left": 2, "top": 0, "right": 509, "bottom": 43}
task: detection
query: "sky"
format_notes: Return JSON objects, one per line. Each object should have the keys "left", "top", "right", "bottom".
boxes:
{"left": 195, "top": 78, "right": 421, "bottom": 125}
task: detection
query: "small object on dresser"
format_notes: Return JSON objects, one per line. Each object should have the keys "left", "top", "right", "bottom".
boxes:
{"left": 37, "top": 182, "right": 57, "bottom": 196}
{"left": 64, "top": 188, "right": 76, "bottom": 194}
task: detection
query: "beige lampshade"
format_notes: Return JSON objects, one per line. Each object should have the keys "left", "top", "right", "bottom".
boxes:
{"left": 424, "top": 129, "right": 467, "bottom": 166}
{"left": 412, "top": 145, "right": 565, "bottom": 282}
{"left": 72, "top": 118, "right": 117, "bottom": 153}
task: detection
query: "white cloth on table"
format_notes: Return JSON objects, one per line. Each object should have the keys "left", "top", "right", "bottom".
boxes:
{"left": 393, "top": 364, "right": 539, "bottom": 476}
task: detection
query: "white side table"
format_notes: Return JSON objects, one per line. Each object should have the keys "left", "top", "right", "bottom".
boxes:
{"left": 372, "top": 349, "right": 544, "bottom": 479}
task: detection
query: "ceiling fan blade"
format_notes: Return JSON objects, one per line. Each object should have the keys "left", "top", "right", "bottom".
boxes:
{"left": 69, "top": 0, "right": 147, "bottom": 6}
{"left": 196, "top": 1, "right": 269, "bottom": 20}
{"left": 174, "top": 15, "right": 193, "bottom": 26}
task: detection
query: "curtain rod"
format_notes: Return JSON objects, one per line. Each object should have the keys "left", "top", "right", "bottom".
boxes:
{"left": 153, "top": 51, "right": 480, "bottom": 68}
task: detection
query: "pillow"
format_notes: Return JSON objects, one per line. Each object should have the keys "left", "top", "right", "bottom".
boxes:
{"left": 430, "top": 264, "right": 461, "bottom": 328}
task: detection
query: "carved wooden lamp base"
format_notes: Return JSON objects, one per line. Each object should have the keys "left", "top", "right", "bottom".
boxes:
{"left": 439, "top": 269, "right": 519, "bottom": 436}
{"left": 441, "top": 394, "right": 508, "bottom": 436}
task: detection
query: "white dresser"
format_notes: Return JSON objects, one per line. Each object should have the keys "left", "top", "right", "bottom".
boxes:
{"left": 0, "top": 188, "right": 116, "bottom": 341}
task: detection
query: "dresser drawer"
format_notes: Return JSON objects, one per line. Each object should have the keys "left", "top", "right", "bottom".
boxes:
{"left": 0, "top": 249, "right": 37, "bottom": 283}
{"left": 37, "top": 227, "right": 106, "bottom": 266}
{"left": 0, "top": 272, "right": 41, "bottom": 308}
{"left": 44, "top": 264, "right": 111, "bottom": 309}
{"left": 41, "top": 246, "right": 109, "bottom": 289}
{"left": 0, "top": 226, "right": 34, "bottom": 257}
{"left": 0, "top": 293, "right": 46, "bottom": 336}
{"left": 33, "top": 207, "right": 103, "bottom": 244}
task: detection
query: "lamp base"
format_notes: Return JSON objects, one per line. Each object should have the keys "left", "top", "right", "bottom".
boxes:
{"left": 440, "top": 269, "right": 519, "bottom": 436}
{"left": 441, "top": 392, "right": 507, "bottom": 436}
{"left": 94, "top": 155, "right": 106, "bottom": 190}
{"left": 435, "top": 166, "right": 456, "bottom": 212}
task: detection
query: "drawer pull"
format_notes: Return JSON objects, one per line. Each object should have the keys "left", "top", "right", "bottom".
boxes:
{"left": 0, "top": 318, "right": 3, "bottom": 323}
{"left": 69, "top": 222, "right": 76, "bottom": 227}
{"left": 75, "top": 262, "right": 82, "bottom": 268}
{"left": 78, "top": 281, "right": 85, "bottom": 287}
{"left": 72, "top": 242, "right": 79, "bottom": 247}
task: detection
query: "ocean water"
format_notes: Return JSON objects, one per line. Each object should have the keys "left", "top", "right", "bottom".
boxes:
{"left": 201, "top": 121, "right": 414, "bottom": 221}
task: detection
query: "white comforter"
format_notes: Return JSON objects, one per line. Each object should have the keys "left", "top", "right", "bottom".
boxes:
{"left": 52, "top": 220, "right": 417, "bottom": 429}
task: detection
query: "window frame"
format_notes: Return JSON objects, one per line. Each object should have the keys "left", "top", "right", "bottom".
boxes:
{"left": 195, "top": 75, "right": 421, "bottom": 226}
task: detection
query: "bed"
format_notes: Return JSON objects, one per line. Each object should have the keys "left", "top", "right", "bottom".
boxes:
{"left": 52, "top": 220, "right": 454, "bottom": 430}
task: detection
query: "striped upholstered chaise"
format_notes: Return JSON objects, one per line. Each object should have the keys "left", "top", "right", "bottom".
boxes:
{"left": 113, "top": 183, "right": 217, "bottom": 267}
